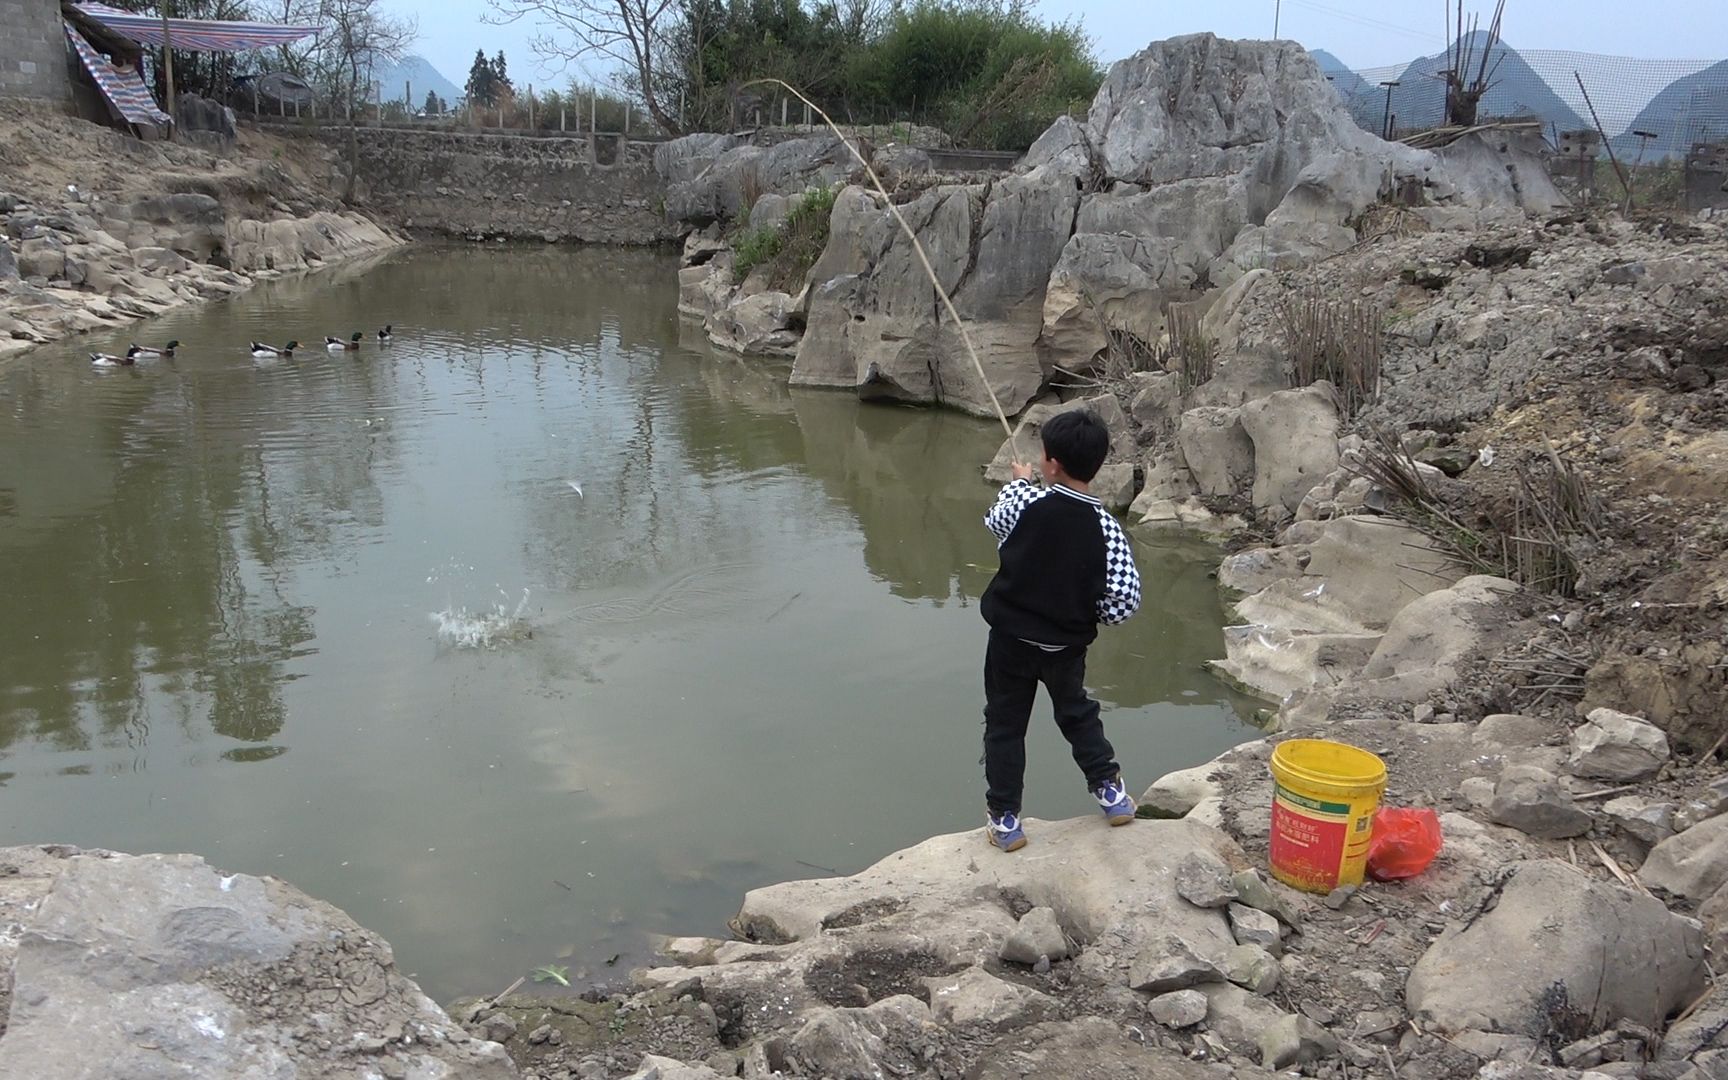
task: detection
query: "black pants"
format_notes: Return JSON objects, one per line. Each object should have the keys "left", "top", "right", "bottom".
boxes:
{"left": 982, "top": 629, "right": 1119, "bottom": 815}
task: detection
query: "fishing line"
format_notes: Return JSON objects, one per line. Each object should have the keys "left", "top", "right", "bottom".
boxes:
{"left": 740, "top": 78, "right": 1026, "bottom": 466}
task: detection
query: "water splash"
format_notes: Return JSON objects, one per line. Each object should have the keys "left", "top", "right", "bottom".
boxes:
{"left": 430, "top": 587, "right": 534, "bottom": 649}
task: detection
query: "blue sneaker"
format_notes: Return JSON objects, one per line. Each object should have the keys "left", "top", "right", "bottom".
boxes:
{"left": 1093, "top": 777, "right": 1136, "bottom": 826}
{"left": 987, "top": 810, "right": 1027, "bottom": 852}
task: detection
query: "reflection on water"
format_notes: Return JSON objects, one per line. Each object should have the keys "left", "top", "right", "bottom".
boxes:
{"left": 0, "top": 245, "right": 1260, "bottom": 1000}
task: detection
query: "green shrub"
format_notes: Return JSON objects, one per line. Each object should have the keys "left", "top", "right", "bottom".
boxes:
{"left": 732, "top": 185, "right": 839, "bottom": 290}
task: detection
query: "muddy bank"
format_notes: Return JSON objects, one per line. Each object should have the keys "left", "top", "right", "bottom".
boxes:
{"left": 0, "top": 101, "right": 402, "bottom": 360}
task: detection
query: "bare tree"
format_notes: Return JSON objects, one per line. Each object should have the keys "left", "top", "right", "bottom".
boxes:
{"left": 309, "top": 0, "right": 416, "bottom": 201}
{"left": 487, "top": 0, "right": 678, "bottom": 133}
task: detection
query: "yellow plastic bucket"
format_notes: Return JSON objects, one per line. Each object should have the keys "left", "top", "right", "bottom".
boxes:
{"left": 1268, "top": 739, "right": 1387, "bottom": 894}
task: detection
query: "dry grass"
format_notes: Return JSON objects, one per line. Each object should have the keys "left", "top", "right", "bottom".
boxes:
{"left": 1279, "top": 289, "right": 1383, "bottom": 416}
{"left": 1087, "top": 294, "right": 1216, "bottom": 391}
{"left": 1349, "top": 434, "right": 1604, "bottom": 597}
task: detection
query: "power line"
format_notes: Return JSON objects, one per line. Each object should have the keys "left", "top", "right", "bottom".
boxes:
{"left": 1283, "top": 0, "right": 1443, "bottom": 46}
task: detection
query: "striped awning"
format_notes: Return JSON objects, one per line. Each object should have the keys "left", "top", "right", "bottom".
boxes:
{"left": 73, "top": 2, "right": 319, "bottom": 52}
{"left": 64, "top": 22, "right": 173, "bottom": 128}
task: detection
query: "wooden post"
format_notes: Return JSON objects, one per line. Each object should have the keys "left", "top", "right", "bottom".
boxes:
{"left": 405, "top": 80, "right": 411, "bottom": 117}
{"left": 780, "top": 96, "right": 787, "bottom": 126}
{"left": 375, "top": 81, "right": 382, "bottom": 124}
{"left": 804, "top": 101, "right": 810, "bottom": 126}
{"left": 560, "top": 107, "right": 566, "bottom": 132}
{"left": 253, "top": 79, "right": 259, "bottom": 117}
{"left": 624, "top": 103, "right": 630, "bottom": 134}
{"left": 160, "top": 2, "right": 176, "bottom": 126}
{"left": 589, "top": 92, "right": 595, "bottom": 133}
{"left": 528, "top": 85, "right": 534, "bottom": 129}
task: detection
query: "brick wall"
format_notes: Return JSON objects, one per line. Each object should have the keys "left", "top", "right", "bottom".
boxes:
{"left": 0, "top": 0, "right": 72, "bottom": 103}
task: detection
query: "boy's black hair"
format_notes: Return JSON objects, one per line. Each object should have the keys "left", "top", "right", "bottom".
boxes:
{"left": 1040, "top": 409, "right": 1109, "bottom": 482}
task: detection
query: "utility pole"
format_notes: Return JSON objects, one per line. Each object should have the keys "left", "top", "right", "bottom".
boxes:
{"left": 1380, "top": 80, "right": 1401, "bottom": 140}
{"left": 1274, "top": 0, "right": 1281, "bottom": 38}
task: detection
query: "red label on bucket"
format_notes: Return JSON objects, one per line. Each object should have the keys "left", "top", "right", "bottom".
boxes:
{"left": 1270, "top": 794, "right": 1349, "bottom": 891}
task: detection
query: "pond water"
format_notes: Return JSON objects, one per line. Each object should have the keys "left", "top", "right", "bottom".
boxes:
{"left": 0, "top": 246, "right": 1260, "bottom": 1000}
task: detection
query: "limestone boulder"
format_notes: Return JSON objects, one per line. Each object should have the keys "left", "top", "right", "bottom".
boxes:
{"left": 1357, "top": 575, "right": 1523, "bottom": 683}
{"left": 982, "top": 393, "right": 1133, "bottom": 483}
{"left": 922, "top": 967, "right": 1053, "bottom": 1027}
{"left": 1176, "top": 406, "right": 1253, "bottom": 497}
{"left": 1487, "top": 765, "right": 1591, "bottom": 839}
{"left": 623, "top": 1055, "right": 725, "bottom": 1080}
{"left": 1200, "top": 268, "right": 1271, "bottom": 357}
{"left": 1406, "top": 860, "right": 1705, "bottom": 1037}
{"left": 999, "top": 906, "right": 1069, "bottom": 965}
{"left": 653, "top": 132, "right": 741, "bottom": 186}
{"left": 1238, "top": 384, "right": 1341, "bottom": 518}
{"left": 786, "top": 996, "right": 930, "bottom": 1080}
{"left": 130, "top": 246, "right": 189, "bottom": 275}
{"left": 707, "top": 290, "right": 798, "bottom": 356}
{"left": 665, "top": 136, "right": 856, "bottom": 227}
{"left": 726, "top": 816, "right": 1242, "bottom": 992}
{"left": 16, "top": 237, "right": 65, "bottom": 280}
{"left": 0, "top": 845, "right": 516, "bottom": 1078}
{"left": 1128, "top": 372, "right": 1184, "bottom": 434}
{"left": 1089, "top": 463, "right": 1140, "bottom": 513}
{"left": 747, "top": 192, "right": 791, "bottom": 231}
{"left": 1640, "top": 815, "right": 1728, "bottom": 902}
{"left": 0, "top": 237, "right": 17, "bottom": 281}
{"left": 967, "top": 1017, "right": 1224, "bottom": 1080}
{"left": 1567, "top": 707, "right": 1671, "bottom": 782}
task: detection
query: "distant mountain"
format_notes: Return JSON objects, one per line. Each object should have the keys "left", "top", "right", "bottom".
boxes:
{"left": 1611, "top": 59, "right": 1728, "bottom": 160}
{"left": 368, "top": 54, "right": 462, "bottom": 108}
{"left": 1316, "top": 32, "right": 1588, "bottom": 139}
{"left": 1310, "top": 49, "right": 1371, "bottom": 102}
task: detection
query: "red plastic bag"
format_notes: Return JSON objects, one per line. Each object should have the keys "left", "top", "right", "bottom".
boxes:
{"left": 1366, "top": 807, "right": 1443, "bottom": 881}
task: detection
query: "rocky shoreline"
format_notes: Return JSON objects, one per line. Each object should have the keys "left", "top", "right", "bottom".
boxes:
{"left": 4, "top": 32, "right": 1728, "bottom": 1080}
{"left": 0, "top": 101, "right": 402, "bottom": 361}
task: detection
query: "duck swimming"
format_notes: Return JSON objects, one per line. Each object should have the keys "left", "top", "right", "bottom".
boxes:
{"left": 377, "top": 325, "right": 393, "bottom": 343}
{"left": 326, "top": 333, "right": 363, "bottom": 352}
{"left": 251, "top": 340, "right": 299, "bottom": 358}
{"left": 91, "top": 346, "right": 142, "bottom": 366}
{"left": 131, "top": 339, "right": 180, "bottom": 358}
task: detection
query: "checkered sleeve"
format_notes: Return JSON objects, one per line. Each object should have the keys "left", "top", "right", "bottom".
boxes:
{"left": 1096, "top": 510, "right": 1141, "bottom": 625}
{"left": 984, "top": 479, "right": 1042, "bottom": 545}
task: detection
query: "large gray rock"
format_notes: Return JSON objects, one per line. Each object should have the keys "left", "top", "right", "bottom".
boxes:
{"left": 1199, "top": 983, "right": 1292, "bottom": 1056}
{"left": 1259, "top": 1014, "right": 1338, "bottom": 1070}
{"left": 1238, "top": 384, "right": 1341, "bottom": 518}
{"left": 792, "top": 176, "right": 1070, "bottom": 418}
{"left": 665, "top": 136, "right": 856, "bottom": 226}
{"left": 786, "top": 996, "right": 930, "bottom": 1080}
{"left": 1567, "top": 707, "right": 1671, "bottom": 782}
{"left": 0, "top": 237, "right": 19, "bottom": 281}
{"left": 1641, "top": 814, "right": 1728, "bottom": 902}
{"left": 1174, "top": 850, "right": 1238, "bottom": 909}
{"left": 623, "top": 1056, "right": 726, "bottom": 1080}
{"left": 921, "top": 967, "right": 1053, "bottom": 1027}
{"left": 967, "top": 1017, "right": 1224, "bottom": 1080}
{"left": 983, "top": 393, "right": 1133, "bottom": 483}
{"left": 1128, "top": 935, "right": 1225, "bottom": 993}
{"left": 1405, "top": 860, "right": 1706, "bottom": 1037}
{"left": 1147, "top": 989, "right": 1208, "bottom": 1028}
{"left": 1000, "top": 906, "right": 1069, "bottom": 965}
{"left": 0, "top": 845, "right": 517, "bottom": 1078}
{"left": 1176, "top": 406, "right": 1253, "bottom": 497}
{"left": 653, "top": 132, "right": 742, "bottom": 186}
{"left": 1487, "top": 765, "right": 1592, "bottom": 839}
{"left": 706, "top": 290, "right": 799, "bottom": 356}
{"left": 1221, "top": 944, "right": 1280, "bottom": 995}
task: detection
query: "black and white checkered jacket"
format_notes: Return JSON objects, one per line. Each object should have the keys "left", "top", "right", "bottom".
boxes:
{"left": 981, "top": 479, "right": 1142, "bottom": 648}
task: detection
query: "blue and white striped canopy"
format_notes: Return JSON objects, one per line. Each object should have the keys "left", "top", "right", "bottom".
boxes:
{"left": 73, "top": 2, "right": 319, "bottom": 52}
{"left": 65, "top": 23, "right": 172, "bottom": 127}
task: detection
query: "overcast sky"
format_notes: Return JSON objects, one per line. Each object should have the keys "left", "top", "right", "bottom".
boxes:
{"left": 385, "top": 0, "right": 1727, "bottom": 92}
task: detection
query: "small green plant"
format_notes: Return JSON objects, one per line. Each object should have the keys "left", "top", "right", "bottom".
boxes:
{"left": 731, "top": 185, "right": 839, "bottom": 290}
{"left": 531, "top": 964, "right": 570, "bottom": 986}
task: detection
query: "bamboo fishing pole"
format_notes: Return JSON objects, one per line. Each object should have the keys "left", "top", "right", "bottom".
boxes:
{"left": 739, "top": 78, "right": 1027, "bottom": 467}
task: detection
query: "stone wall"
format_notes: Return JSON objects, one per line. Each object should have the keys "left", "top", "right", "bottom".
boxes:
{"left": 0, "top": 0, "right": 71, "bottom": 103}
{"left": 274, "top": 125, "right": 674, "bottom": 245}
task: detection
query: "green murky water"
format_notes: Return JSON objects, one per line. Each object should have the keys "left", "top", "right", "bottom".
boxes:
{"left": 0, "top": 246, "right": 1259, "bottom": 999}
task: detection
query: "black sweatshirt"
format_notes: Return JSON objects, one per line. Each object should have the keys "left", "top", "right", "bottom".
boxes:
{"left": 980, "top": 479, "right": 1142, "bottom": 648}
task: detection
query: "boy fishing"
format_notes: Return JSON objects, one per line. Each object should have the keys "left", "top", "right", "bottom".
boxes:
{"left": 979, "top": 409, "right": 1142, "bottom": 851}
